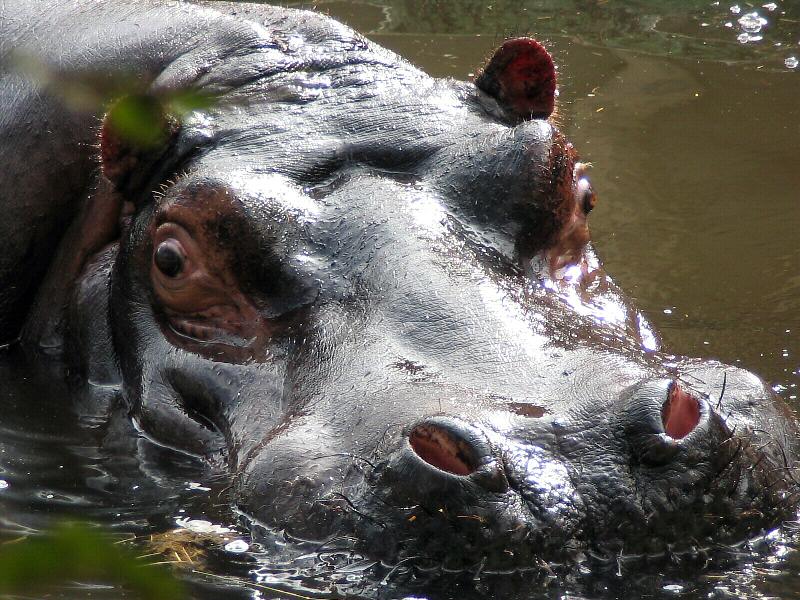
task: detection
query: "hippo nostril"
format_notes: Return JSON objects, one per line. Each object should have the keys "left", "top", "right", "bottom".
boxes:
{"left": 621, "top": 379, "right": 707, "bottom": 465}
{"left": 409, "top": 423, "right": 479, "bottom": 476}
{"left": 662, "top": 382, "right": 700, "bottom": 439}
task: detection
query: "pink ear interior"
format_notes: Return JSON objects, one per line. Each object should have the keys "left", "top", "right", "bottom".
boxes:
{"left": 475, "top": 38, "right": 556, "bottom": 121}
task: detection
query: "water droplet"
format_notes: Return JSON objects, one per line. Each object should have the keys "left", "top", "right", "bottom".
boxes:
{"left": 224, "top": 539, "right": 250, "bottom": 553}
{"left": 738, "top": 11, "right": 768, "bottom": 33}
{"left": 730, "top": 4, "right": 742, "bottom": 14}
{"left": 785, "top": 56, "right": 799, "bottom": 69}
{"left": 0, "top": 480, "right": 8, "bottom": 490}
{"left": 738, "top": 32, "right": 763, "bottom": 43}
{"left": 176, "top": 517, "right": 232, "bottom": 534}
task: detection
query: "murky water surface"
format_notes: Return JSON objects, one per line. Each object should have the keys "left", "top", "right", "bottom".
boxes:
{"left": 1, "top": 1, "right": 798, "bottom": 598}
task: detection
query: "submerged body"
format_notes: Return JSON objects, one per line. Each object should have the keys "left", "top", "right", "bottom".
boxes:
{"left": 0, "top": 0, "right": 797, "bottom": 572}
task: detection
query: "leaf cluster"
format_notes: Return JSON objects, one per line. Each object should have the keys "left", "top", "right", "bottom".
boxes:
{"left": 0, "top": 522, "right": 185, "bottom": 599}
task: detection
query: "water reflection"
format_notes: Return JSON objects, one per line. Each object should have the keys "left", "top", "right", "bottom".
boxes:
{"left": 530, "top": 244, "right": 662, "bottom": 353}
{"left": 291, "top": 0, "right": 800, "bottom": 71}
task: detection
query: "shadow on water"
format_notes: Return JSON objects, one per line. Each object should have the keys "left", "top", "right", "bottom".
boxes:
{"left": 1, "top": 0, "right": 799, "bottom": 598}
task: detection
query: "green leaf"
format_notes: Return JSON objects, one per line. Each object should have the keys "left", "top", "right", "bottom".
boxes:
{"left": 0, "top": 522, "right": 185, "bottom": 599}
{"left": 106, "top": 94, "right": 170, "bottom": 149}
{"left": 166, "top": 89, "right": 221, "bottom": 116}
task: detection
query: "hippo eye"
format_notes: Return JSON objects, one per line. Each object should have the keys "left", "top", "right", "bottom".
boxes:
{"left": 149, "top": 218, "right": 270, "bottom": 358}
{"left": 577, "top": 177, "right": 596, "bottom": 215}
{"left": 154, "top": 240, "right": 185, "bottom": 278}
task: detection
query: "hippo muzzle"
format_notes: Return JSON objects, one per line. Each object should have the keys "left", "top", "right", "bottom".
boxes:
{"left": 235, "top": 360, "right": 797, "bottom": 571}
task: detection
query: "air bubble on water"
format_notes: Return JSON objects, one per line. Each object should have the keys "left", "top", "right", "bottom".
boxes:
{"left": 739, "top": 11, "right": 768, "bottom": 33}
{"left": 663, "top": 308, "right": 673, "bottom": 314}
{"left": 663, "top": 584, "right": 684, "bottom": 593}
{"left": 224, "top": 539, "right": 250, "bottom": 553}
{"left": 175, "top": 517, "right": 232, "bottom": 535}
{"left": 730, "top": 4, "right": 742, "bottom": 14}
{"left": 286, "top": 34, "right": 303, "bottom": 52}
{"left": 785, "top": 56, "right": 799, "bottom": 69}
{"left": 738, "top": 32, "right": 763, "bottom": 43}
{"left": 0, "top": 480, "right": 7, "bottom": 490}
{"left": 763, "top": 2, "right": 778, "bottom": 10}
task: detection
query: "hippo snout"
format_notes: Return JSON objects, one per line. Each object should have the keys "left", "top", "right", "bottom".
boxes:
{"left": 361, "top": 371, "right": 797, "bottom": 567}
{"left": 394, "top": 381, "right": 713, "bottom": 508}
{"left": 230, "top": 364, "right": 798, "bottom": 571}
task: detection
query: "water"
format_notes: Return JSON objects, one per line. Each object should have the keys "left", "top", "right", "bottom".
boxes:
{"left": 1, "top": 1, "right": 799, "bottom": 598}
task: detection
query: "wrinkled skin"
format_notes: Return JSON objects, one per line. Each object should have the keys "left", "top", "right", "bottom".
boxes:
{"left": 1, "top": 0, "right": 798, "bottom": 573}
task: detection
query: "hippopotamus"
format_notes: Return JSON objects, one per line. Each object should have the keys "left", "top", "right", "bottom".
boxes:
{"left": 1, "top": 0, "right": 798, "bottom": 573}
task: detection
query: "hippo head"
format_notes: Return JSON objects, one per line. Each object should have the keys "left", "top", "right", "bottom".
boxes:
{"left": 76, "top": 19, "right": 798, "bottom": 573}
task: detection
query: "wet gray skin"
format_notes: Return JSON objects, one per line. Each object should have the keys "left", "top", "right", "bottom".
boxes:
{"left": 1, "top": 1, "right": 798, "bottom": 573}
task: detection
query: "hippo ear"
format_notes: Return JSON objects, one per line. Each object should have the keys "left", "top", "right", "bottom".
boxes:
{"left": 99, "top": 94, "right": 180, "bottom": 203}
{"left": 475, "top": 38, "right": 557, "bottom": 122}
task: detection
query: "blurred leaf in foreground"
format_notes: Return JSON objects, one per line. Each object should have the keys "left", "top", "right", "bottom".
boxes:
{"left": 9, "top": 51, "right": 220, "bottom": 150}
{"left": 0, "top": 522, "right": 185, "bottom": 599}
